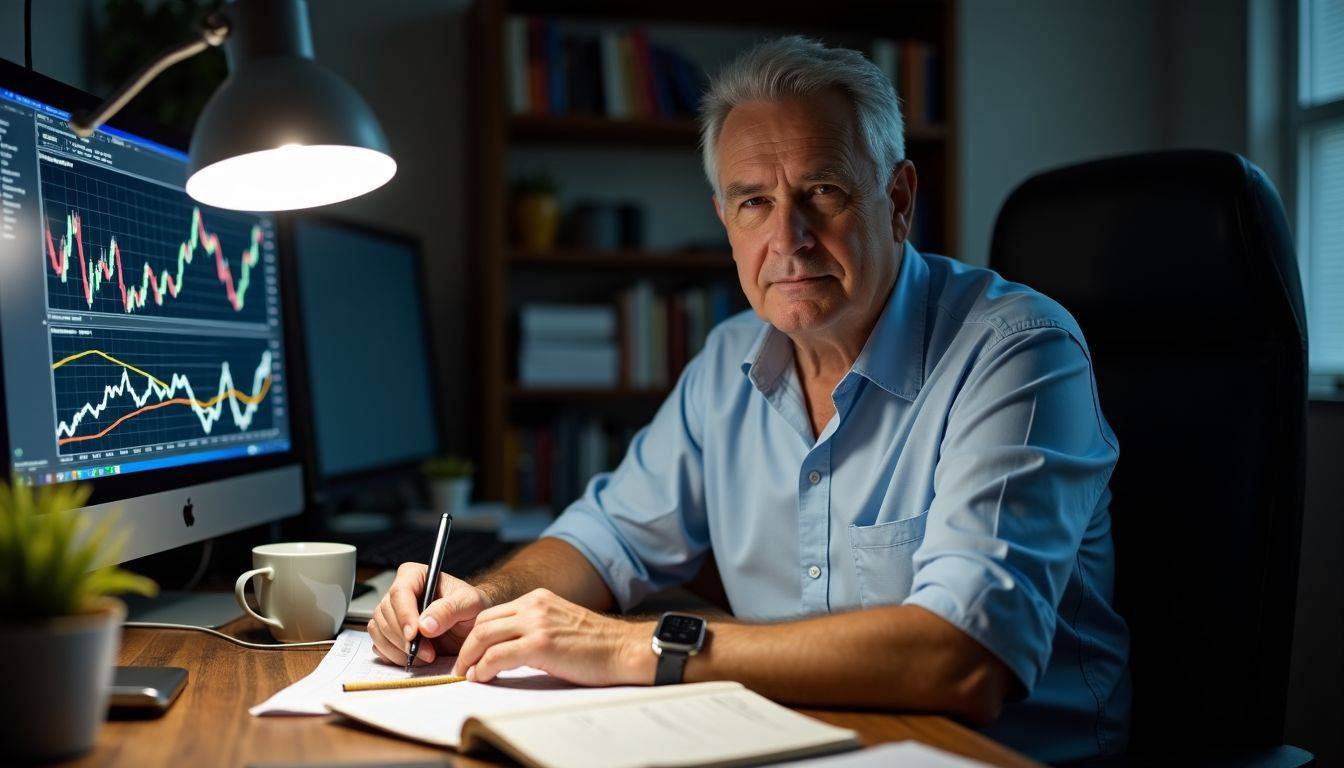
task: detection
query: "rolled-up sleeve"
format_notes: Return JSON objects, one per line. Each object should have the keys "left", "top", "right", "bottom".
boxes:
{"left": 541, "top": 351, "right": 710, "bottom": 611}
{"left": 903, "top": 324, "right": 1119, "bottom": 695}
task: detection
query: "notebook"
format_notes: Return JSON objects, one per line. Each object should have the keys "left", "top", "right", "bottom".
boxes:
{"left": 325, "top": 678, "right": 861, "bottom": 768}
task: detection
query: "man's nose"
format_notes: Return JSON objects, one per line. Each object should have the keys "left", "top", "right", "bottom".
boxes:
{"left": 768, "top": 199, "right": 816, "bottom": 257}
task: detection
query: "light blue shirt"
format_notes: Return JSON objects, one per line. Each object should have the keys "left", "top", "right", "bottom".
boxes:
{"left": 543, "top": 243, "right": 1131, "bottom": 763}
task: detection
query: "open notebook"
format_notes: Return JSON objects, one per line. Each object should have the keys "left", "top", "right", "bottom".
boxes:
{"left": 325, "top": 679, "right": 860, "bottom": 768}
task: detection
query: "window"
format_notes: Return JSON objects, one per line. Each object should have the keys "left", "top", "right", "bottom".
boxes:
{"left": 1296, "top": 0, "right": 1344, "bottom": 382}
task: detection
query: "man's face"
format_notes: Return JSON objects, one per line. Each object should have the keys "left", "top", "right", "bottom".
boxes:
{"left": 713, "top": 90, "right": 915, "bottom": 338}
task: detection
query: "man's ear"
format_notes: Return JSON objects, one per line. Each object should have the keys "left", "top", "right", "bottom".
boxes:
{"left": 712, "top": 194, "right": 727, "bottom": 229}
{"left": 888, "top": 160, "right": 917, "bottom": 243}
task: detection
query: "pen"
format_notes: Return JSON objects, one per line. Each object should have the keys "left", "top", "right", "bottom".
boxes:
{"left": 406, "top": 512, "right": 453, "bottom": 670}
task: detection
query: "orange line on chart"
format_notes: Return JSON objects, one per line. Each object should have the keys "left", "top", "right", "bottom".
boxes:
{"left": 56, "top": 376, "right": 272, "bottom": 446}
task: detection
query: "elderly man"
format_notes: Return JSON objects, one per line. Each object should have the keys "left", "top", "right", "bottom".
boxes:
{"left": 371, "top": 37, "right": 1130, "bottom": 763}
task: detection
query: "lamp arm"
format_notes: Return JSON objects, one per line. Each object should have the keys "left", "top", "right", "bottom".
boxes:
{"left": 69, "top": 14, "right": 231, "bottom": 138}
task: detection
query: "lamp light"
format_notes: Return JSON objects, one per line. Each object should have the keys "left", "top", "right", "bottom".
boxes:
{"left": 70, "top": 0, "right": 395, "bottom": 211}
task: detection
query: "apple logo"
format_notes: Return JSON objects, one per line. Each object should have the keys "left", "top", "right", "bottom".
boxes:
{"left": 182, "top": 498, "right": 195, "bottom": 527}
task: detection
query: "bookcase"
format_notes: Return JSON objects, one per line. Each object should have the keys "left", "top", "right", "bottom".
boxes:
{"left": 468, "top": 0, "right": 959, "bottom": 505}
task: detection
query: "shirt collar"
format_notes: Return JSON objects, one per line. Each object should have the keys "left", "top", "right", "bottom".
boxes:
{"left": 741, "top": 241, "right": 930, "bottom": 402}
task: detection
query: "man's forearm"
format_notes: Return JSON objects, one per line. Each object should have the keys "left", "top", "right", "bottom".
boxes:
{"left": 674, "top": 605, "right": 1019, "bottom": 725}
{"left": 474, "top": 537, "right": 616, "bottom": 611}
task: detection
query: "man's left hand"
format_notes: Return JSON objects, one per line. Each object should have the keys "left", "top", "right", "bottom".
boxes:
{"left": 450, "top": 588, "right": 656, "bottom": 686}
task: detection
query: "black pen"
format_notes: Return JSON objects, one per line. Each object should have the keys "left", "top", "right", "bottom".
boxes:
{"left": 406, "top": 512, "right": 453, "bottom": 670}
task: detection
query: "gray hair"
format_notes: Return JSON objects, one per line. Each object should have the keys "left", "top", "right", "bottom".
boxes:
{"left": 699, "top": 36, "right": 905, "bottom": 202}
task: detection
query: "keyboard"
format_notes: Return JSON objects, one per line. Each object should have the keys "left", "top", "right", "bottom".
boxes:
{"left": 356, "top": 529, "right": 518, "bottom": 578}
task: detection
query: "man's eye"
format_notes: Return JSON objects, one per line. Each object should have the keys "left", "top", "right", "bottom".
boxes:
{"left": 813, "top": 185, "right": 839, "bottom": 196}
{"left": 742, "top": 197, "right": 767, "bottom": 208}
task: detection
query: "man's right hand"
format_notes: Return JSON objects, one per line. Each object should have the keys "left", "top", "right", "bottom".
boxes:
{"left": 368, "top": 561, "right": 493, "bottom": 666}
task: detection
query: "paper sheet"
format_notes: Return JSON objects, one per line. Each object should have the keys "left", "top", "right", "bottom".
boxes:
{"left": 250, "top": 629, "right": 462, "bottom": 716}
{"left": 776, "top": 741, "right": 995, "bottom": 767}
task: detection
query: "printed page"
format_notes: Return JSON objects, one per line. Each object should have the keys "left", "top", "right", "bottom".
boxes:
{"left": 472, "top": 684, "right": 859, "bottom": 768}
{"left": 251, "top": 629, "right": 466, "bottom": 716}
{"left": 323, "top": 669, "right": 659, "bottom": 748}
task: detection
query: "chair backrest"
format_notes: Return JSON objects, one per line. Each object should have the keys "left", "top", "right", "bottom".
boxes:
{"left": 989, "top": 150, "right": 1308, "bottom": 756}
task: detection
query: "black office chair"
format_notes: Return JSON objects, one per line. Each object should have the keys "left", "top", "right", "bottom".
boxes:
{"left": 989, "top": 150, "right": 1312, "bottom": 767}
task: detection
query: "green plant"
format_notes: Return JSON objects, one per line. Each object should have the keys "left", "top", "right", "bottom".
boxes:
{"left": 0, "top": 480, "right": 157, "bottom": 620}
{"left": 510, "top": 171, "right": 560, "bottom": 197}
{"left": 422, "top": 456, "right": 476, "bottom": 481}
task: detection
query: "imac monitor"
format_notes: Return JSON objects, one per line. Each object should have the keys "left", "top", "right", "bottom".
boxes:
{"left": 0, "top": 59, "right": 303, "bottom": 569}
{"left": 285, "top": 216, "right": 440, "bottom": 500}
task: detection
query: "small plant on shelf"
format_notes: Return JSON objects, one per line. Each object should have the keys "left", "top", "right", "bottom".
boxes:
{"left": 511, "top": 171, "right": 561, "bottom": 252}
{"left": 422, "top": 456, "right": 477, "bottom": 523}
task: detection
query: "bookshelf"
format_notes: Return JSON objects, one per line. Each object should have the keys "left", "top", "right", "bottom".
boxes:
{"left": 468, "top": 0, "right": 959, "bottom": 505}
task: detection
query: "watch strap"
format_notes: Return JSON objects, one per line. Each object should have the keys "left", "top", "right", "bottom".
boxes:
{"left": 654, "top": 649, "right": 688, "bottom": 686}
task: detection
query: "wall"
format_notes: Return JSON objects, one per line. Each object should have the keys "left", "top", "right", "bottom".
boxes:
{"left": 956, "top": 0, "right": 1166, "bottom": 266}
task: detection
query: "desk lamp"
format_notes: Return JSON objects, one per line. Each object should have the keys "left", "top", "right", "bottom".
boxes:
{"left": 68, "top": 0, "right": 395, "bottom": 211}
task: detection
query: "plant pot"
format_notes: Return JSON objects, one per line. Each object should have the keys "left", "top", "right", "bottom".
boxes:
{"left": 430, "top": 477, "right": 474, "bottom": 518}
{"left": 0, "top": 598, "right": 124, "bottom": 761}
{"left": 514, "top": 192, "right": 559, "bottom": 252}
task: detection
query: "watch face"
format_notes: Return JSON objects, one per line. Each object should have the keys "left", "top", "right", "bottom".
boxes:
{"left": 656, "top": 614, "right": 705, "bottom": 646}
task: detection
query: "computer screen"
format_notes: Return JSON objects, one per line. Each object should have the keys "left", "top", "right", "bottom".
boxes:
{"left": 288, "top": 217, "right": 439, "bottom": 483}
{"left": 0, "top": 58, "right": 301, "bottom": 563}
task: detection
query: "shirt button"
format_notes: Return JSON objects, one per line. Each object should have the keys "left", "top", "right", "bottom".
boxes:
{"left": 808, "top": 470, "right": 822, "bottom": 485}
{"left": 807, "top": 565, "right": 822, "bottom": 579}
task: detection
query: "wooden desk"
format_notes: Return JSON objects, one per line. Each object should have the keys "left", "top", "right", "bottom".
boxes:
{"left": 69, "top": 618, "right": 1042, "bottom": 767}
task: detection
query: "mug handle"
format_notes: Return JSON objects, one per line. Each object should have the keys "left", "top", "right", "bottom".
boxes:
{"left": 234, "top": 566, "right": 284, "bottom": 631}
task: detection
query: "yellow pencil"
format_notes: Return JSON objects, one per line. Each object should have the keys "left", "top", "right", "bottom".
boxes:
{"left": 342, "top": 674, "right": 468, "bottom": 692}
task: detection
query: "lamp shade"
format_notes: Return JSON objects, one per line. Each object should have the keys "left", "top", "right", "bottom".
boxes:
{"left": 186, "top": 57, "right": 396, "bottom": 211}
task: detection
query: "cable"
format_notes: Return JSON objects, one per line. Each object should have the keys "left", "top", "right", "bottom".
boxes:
{"left": 123, "top": 621, "right": 336, "bottom": 650}
{"left": 24, "top": 0, "right": 33, "bottom": 70}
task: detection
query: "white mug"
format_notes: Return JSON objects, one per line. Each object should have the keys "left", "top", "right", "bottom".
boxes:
{"left": 234, "top": 542, "right": 356, "bottom": 642}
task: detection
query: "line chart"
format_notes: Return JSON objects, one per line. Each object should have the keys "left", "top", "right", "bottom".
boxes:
{"left": 50, "top": 328, "right": 279, "bottom": 455}
{"left": 39, "top": 153, "right": 272, "bottom": 324}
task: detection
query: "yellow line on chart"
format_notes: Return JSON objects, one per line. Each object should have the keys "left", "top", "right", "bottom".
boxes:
{"left": 50, "top": 349, "right": 169, "bottom": 388}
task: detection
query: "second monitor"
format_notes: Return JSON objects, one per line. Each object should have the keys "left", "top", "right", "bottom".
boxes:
{"left": 284, "top": 216, "right": 442, "bottom": 504}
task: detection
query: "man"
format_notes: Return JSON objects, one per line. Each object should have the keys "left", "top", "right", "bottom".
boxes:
{"left": 371, "top": 37, "right": 1130, "bottom": 763}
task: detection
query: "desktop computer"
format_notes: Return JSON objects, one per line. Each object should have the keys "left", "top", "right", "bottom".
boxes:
{"left": 281, "top": 215, "right": 514, "bottom": 578}
{"left": 0, "top": 58, "right": 304, "bottom": 622}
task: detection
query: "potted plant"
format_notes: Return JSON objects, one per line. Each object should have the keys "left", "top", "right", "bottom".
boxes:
{"left": 511, "top": 171, "right": 560, "bottom": 252}
{"left": 0, "top": 480, "right": 157, "bottom": 761}
{"left": 422, "top": 456, "right": 476, "bottom": 522}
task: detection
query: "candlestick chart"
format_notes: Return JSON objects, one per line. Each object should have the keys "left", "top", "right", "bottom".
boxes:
{"left": 40, "top": 154, "right": 272, "bottom": 325}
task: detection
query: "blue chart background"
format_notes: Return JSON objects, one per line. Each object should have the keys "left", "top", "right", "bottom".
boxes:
{"left": 50, "top": 326, "right": 279, "bottom": 456}
{"left": 40, "top": 154, "right": 272, "bottom": 325}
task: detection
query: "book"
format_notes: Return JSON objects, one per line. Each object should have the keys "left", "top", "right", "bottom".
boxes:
{"left": 520, "top": 303, "right": 618, "bottom": 341}
{"left": 326, "top": 679, "right": 861, "bottom": 768}
{"left": 505, "top": 17, "right": 530, "bottom": 116}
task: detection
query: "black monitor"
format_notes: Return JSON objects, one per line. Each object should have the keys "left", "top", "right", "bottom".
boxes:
{"left": 0, "top": 58, "right": 304, "bottom": 574}
{"left": 280, "top": 215, "right": 441, "bottom": 507}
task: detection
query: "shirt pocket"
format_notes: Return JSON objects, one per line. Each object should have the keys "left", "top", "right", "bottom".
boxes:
{"left": 847, "top": 510, "right": 930, "bottom": 608}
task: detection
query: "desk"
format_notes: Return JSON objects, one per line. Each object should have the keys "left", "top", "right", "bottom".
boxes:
{"left": 69, "top": 617, "right": 1042, "bottom": 767}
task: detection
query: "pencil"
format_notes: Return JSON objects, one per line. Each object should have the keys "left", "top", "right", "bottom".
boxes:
{"left": 342, "top": 674, "right": 468, "bottom": 692}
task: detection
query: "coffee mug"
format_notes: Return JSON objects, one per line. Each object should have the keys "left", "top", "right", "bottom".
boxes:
{"left": 234, "top": 542, "right": 356, "bottom": 642}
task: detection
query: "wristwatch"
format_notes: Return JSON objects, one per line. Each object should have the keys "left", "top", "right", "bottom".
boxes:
{"left": 650, "top": 612, "right": 706, "bottom": 686}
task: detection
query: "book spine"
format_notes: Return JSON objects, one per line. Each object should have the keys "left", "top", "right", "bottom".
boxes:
{"left": 528, "top": 17, "right": 549, "bottom": 115}
{"left": 505, "top": 17, "right": 530, "bottom": 116}
{"left": 546, "top": 19, "right": 567, "bottom": 115}
{"left": 600, "top": 32, "right": 628, "bottom": 119}
{"left": 631, "top": 29, "right": 661, "bottom": 117}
